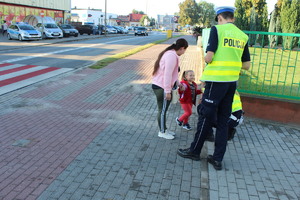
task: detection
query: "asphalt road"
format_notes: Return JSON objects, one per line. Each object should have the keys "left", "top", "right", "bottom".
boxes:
{"left": 0, "top": 32, "right": 167, "bottom": 69}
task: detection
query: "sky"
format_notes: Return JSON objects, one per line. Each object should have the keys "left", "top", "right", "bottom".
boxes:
{"left": 71, "top": 0, "right": 278, "bottom": 18}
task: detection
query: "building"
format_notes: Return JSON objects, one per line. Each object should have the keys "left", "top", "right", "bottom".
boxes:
{"left": 117, "top": 15, "right": 130, "bottom": 27}
{"left": 71, "top": 8, "right": 117, "bottom": 26}
{"left": 129, "top": 13, "right": 144, "bottom": 27}
{"left": 0, "top": 0, "right": 71, "bottom": 26}
{"left": 157, "top": 14, "right": 179, "bottom": 30}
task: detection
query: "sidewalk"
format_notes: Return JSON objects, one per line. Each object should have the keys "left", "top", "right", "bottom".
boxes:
{"left": 0, "top": 35, "right": 299, "bottom": 200}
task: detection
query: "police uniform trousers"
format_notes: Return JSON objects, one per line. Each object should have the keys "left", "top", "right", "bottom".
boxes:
{"left": 190, "top": 81, "right": 236, "bottom": 162}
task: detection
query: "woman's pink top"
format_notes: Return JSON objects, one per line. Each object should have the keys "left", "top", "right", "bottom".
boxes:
{"left": 152, "top": 49, "right": 179, "bottom": 93}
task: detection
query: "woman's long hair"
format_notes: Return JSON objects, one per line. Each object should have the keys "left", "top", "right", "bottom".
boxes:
{"left": 153, "top": 38, "right": 188, "bottom": 75}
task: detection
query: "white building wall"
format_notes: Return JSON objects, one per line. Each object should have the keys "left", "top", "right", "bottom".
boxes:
{"left": 1, "top": 0, "right": 71, "bottom": 11}
{"left": 71, "top": 9, "right": 117, "bottom": 25}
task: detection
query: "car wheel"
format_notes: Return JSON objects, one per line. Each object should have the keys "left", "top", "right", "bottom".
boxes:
{"left": 75, "top": 34, "right": 78, "bottom": 37}
{"left": 7, "top": 33, "right": 12, "bottom": 40}
{"left": 18, "top": 34, "right": 23, "bottom": 41}
{"left": 42, "top": 33, "right": 46, "bottom": 39}
{"left": 135, "top": 34, "right": 137, "bottom": 36}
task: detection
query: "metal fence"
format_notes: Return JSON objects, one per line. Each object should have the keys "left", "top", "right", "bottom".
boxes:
{"left": 202, "top": 29, "right": 300, "bottom": 101}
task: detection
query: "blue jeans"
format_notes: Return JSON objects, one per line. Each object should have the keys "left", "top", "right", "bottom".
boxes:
{"left": 190, "top": 81, "right": 236, "bottom": 161}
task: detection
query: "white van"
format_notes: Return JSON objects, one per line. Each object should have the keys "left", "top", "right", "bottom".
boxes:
{"left": 35, "top": 23, "right": 63, "bottom": 39}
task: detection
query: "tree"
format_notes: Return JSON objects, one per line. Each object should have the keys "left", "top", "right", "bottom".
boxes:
{"left": 268, "top": 10, "right": 278, "bottom": 47}
{"left": 234, "top": 0, "right": 251, "bottom": 30}
{"left": 252, "top": 0, "right": 268, "bottom": 31}
{"left": 280, "top": 0, "right": 300, "bottom": 49}
{"left": 178, "top": 0, "right": 199, "bottom": 26}
{"left": 140, "top": 15, "right": 150, "bottom": 26}
{"left": 249, "top": 6, "right": 258, "bottom": 45}
{"left": 132, "top": 9, "right": 145, "bottom": 14}
{"left": 150, "top": 18, "right": 156, "bottom": 26}
{"left": 234, "top": 0, "right": 268, "bottom": 31}
{"left": 197, "top": 1, "right": 215, "bottom": 27}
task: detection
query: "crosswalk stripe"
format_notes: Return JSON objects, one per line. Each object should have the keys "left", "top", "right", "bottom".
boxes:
{"left": 0, "top": 63, "right": 13, "bottom": 68}
{"left": 0, "top": 66, "right": 49, "bottom": 81}
{"left": 0, "top": 67, "right": 59, "bottom": 87}
{"left": 0, "top": 65, "right": 37, "bottom": 76}
{"left": 0, "top": 64, "right": 24, "bottom": 72}
{"left": 0, "top": 63, "right": 73, "bottom": 95}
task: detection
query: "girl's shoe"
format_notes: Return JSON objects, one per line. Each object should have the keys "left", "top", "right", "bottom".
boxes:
{"left": 182, "top": 123, "right": 192, "bottom": 130}
{"left": 176, "top": 117, "right": 183, "bottom": 126}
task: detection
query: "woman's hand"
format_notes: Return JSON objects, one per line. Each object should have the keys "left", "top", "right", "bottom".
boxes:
{"left": 165, "top": 93, "right": 171, "bottom": 100}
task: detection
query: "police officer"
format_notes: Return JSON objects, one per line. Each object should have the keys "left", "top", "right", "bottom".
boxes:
{"left": 177, "top": 6, "right": 251, "bottom": 170}
{"left": 205, "top": 90, "right": 245, "bottom": 142}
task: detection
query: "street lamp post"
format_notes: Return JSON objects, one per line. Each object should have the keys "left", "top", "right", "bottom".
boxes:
{"left": 104, "top": 0, "right": 107, "bottom": 36}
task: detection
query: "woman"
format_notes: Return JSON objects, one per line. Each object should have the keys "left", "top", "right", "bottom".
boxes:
{"left": 152, "top": 38, "right": 189, "bottom": 139}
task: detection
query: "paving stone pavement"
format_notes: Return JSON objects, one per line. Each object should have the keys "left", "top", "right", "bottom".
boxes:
{"left": 0, "top": 35, "right": 299, "bottom": 200}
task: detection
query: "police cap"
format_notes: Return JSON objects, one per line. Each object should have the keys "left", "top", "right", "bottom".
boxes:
{"left": 214, "top": 6, "right": 236, "bottom": 21}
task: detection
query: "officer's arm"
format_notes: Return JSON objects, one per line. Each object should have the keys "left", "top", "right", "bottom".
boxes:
{"left": 205, "top": 51, "right": 214, "bottom": 63}
{"left": 242, "top": 61, "right": 250, "bottom": 70}
{"left": 205, "top": 26, "right": 217, "bottom": 64}
{"left": 241, "top": 42, "right": 251, "bottom": 70}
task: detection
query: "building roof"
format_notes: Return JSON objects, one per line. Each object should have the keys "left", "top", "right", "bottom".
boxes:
{"left": 129, "top": 13, "right": 144, "bottom": 22}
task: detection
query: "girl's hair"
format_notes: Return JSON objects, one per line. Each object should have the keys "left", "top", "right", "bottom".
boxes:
{"left": 181, "top": 70, "right": 194, "bottom": 81}
{"left": 153, "top": 38, "right": 188, "bottom": 75}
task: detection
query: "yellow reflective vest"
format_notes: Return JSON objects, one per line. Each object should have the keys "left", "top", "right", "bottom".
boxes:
{"left": 201, "top": 23, "right": 249, "bottom": 82}
{"left": 232, "top": 91, "right": 242, "bottom": 112}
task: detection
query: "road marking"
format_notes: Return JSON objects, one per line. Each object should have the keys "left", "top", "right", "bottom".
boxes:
{"left": 0, "top": 63, "right": 72, "bottom": 95}
{"left": 2, "top": 37, "right": 142, "bottom": 63}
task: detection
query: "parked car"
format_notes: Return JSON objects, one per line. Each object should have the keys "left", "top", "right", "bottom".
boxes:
{"left": 105, "top": 25, "right": 117, "bottom": 34}
{"left": 113, "top": 26, "right": 128, "bottom": 34}
{"left": 35, "top": 23, "right": 63, "bottom": 39}
{"left": 76, "top": 25, "right": 93, "bottom": 35}
{"left": 76, "top": 24, "right": 100, "bottom": 35}
{"left": 97, "top": 25, "right": 106, "bottom": 35}
{"left": 58, "top": 24, "right": 78, "bottom": 37}
{"left": 135, "top": 27, "right": 148, "bottom": 36}
{"left": 7, "top": 22, "right": 42, "bottom": 41}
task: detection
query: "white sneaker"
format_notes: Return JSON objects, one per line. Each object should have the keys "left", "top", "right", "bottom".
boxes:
{"left": 158, "top": 131, "right": 175, "bottom": 140}
{"left": 166, "top": 130, "right": 176, "bottom": 136}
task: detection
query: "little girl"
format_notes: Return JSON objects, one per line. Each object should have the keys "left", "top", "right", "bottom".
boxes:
{"left": 176, "top": 70, "right": 202, "bottom": 130}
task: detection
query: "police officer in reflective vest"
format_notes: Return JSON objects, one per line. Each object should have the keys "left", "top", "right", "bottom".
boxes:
{"left": 177, "top": 6, "right": 251, "bottom": 170}
{"left": 205, "top": 90, "right": 244, "bottom": 142}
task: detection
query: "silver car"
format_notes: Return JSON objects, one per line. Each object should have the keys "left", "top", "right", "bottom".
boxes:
{"left": 35, "top": 23, "right": 63, "bottom": 39}
{"left": 7, "top": 23, "right": 42, "bottom": 41}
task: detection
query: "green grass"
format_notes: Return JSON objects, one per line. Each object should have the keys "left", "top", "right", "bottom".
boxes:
{"left": 239, "top": 47, "right": 300, "bottom": 101}
{"left": 90, "top": 35, "right": 183, "bottom": 69}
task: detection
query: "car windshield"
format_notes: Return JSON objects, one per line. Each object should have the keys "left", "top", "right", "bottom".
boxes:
{"left": 19, "top": 25, "right": 35, "bottom": 30}
{"left": 138, "top": 28, "right": 146, "bottom": 30}
{"left": 44, "top": 24, "right": 58, "bottom": 28}
{"left": 61, "top": 25, "right": 73, "bottom": 29}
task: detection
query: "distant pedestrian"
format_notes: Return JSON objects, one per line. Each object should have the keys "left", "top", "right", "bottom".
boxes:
{"left": 177, "top": 6, "right": 251, "bottom": 170}
{"left": 176, "top": 70, "right": 202, "bottom": 131}
{"left": 2, "top": 20, "right": 8, "bottom": 36}
{"left": 152, "top": 38, "right": 188, "bottom": 140}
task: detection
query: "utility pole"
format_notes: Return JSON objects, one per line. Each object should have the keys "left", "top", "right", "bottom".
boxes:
{"left": 105, "top": 0, "right": 107, "bottom": 36}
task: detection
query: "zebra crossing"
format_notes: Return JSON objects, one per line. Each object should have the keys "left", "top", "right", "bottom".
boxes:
{"left": 0, "top": 63, "right": 72, "bottom": 95}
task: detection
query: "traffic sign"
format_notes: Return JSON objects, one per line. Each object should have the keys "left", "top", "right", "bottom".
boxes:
{"left": 40, "top": 11, "right": 45, "bottom": 18}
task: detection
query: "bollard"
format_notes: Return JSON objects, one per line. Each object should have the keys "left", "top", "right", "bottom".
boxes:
{"left": 167, "top": 30, "right": 172, "bottom": 38}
